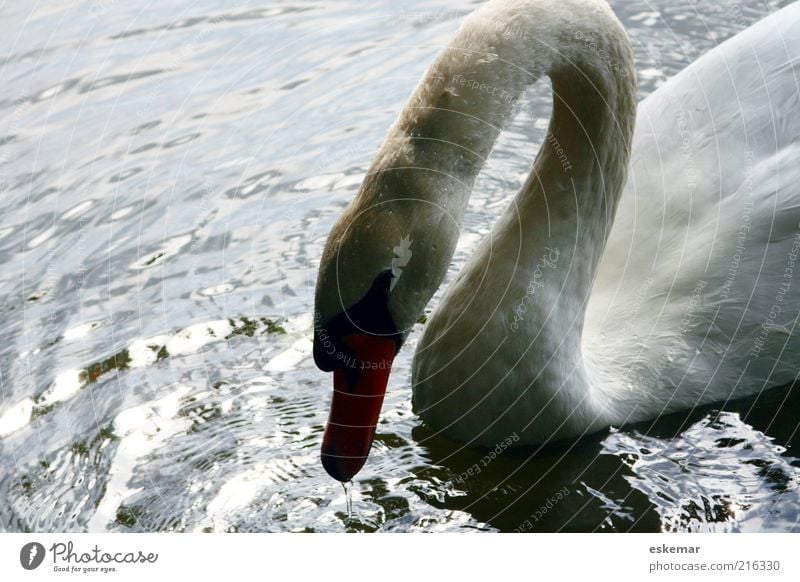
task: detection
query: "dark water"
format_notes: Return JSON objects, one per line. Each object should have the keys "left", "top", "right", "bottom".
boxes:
{"left": 1, "top": 0, "right": 798, "bottom": 533}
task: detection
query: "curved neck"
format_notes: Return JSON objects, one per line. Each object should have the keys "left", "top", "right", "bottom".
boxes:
{"left": 317, "top": 0, "right": 637, "bottom": 349}
{"left": 516, "top": 61, "right": 637, "bottom": 321}
{"left": 367, "top": 0, "right": 637, "bottom": 326}
{"left": 378, "top": 1, "right": 636, "bottom": 186}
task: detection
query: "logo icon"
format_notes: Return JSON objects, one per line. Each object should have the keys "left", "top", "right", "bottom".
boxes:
{"left": 390, "top": 235, "right": 413, "bottom": 292}
{"left": 20, "top": 542, "right": 45, "bottom": 570}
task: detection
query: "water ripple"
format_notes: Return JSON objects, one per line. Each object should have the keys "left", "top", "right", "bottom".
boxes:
{"left": 0, "top": 0, "right": 797, "bottom": 533}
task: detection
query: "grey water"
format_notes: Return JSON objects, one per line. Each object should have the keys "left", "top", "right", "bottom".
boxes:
{"left": 0, "top": 0, "right": 798, "bottom": 532}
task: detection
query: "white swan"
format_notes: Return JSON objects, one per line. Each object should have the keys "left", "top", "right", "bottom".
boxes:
{"left": 313, "top": 0, "right": 800, "bottom": 481}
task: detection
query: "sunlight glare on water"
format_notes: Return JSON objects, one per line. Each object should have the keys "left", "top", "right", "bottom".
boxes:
{"left": 0, "top": 0, "right": 798, "bottom": 533}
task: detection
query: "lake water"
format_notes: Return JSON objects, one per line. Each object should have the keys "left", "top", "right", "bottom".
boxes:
{"left": 1, "top": 0, "right": 798, "bottom": 533}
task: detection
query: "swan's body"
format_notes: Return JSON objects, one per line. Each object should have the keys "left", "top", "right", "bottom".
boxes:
{"left": 314, "top": 0, "right": 800, "bottom": 479}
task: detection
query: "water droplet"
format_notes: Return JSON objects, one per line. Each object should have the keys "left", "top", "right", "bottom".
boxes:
{"left": 342, "top": 481, "right": 353, "bottom": 521}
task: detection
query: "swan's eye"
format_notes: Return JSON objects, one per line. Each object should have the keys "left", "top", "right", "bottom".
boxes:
{"left": 313, "top": 270, "right": 402, "bottom": 372}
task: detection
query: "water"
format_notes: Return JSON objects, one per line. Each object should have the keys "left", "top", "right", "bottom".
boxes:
{"left": 343, "top": 481, "right": 353, "bottom": 522}
{"left": 1, "top": 0, "right": 798, "bottom": 533}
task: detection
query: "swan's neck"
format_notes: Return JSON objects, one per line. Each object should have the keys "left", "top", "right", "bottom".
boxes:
{"left": 372, "top": 0, "right": 637, "bottom": 334}
{"left": 400, "top": 1, "right": 639, "bottom": 441}
{"left": 516, "top": 63, "right": 637, "bottom": 325}
{"left": 313, "top": 0, "right": 640, "bottom": 451}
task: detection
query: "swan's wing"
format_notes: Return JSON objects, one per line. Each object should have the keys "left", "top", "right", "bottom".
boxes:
{"left": 586, "top": 2, "right": 800, "bottom": 406}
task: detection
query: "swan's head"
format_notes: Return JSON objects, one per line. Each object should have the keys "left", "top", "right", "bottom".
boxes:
{"left": 313, "top": 168, "right": 460, "bottom": 481}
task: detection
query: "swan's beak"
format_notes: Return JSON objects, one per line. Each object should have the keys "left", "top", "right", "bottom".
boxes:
{"left": 320, "top": 333, "right": 397, "bottom": 482}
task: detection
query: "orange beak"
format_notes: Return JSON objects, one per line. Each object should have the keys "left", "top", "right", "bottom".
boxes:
{"left": 320, "top": 333, "right": 397, "bottom": 482}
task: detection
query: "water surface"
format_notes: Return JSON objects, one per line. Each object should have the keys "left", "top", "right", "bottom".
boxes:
{"left": 0, "top": 0, "right": 798, "bottom": 532}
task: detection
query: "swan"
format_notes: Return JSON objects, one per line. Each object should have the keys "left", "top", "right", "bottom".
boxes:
{"left": 312, "top": 0, "right": 800, "bottom": 482}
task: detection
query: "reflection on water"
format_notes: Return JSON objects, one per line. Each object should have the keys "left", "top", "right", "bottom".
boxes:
{"left": 605, "top": 410, "right": 800, "bottom": 533}
{"left": 0, "top": 0, "right": 798, "bottom": 533}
